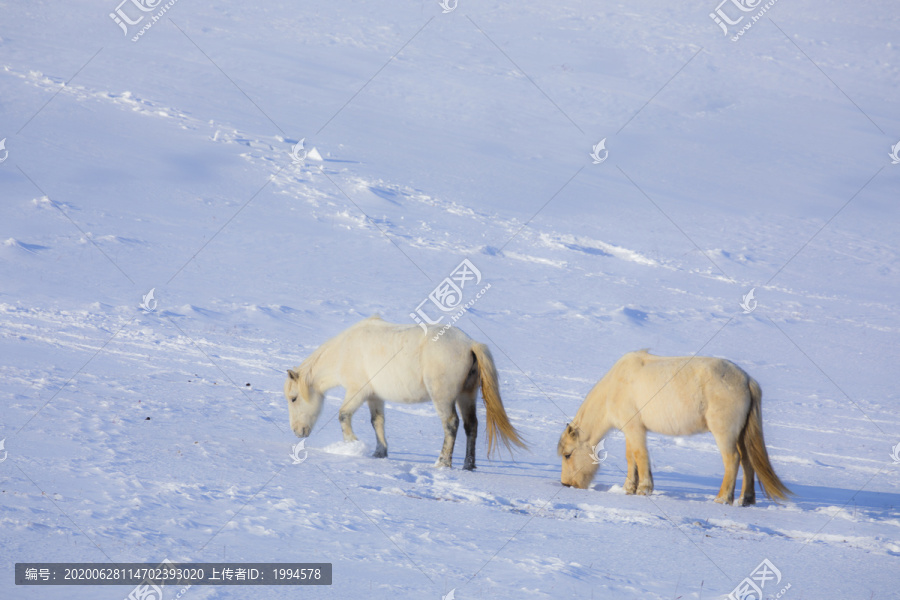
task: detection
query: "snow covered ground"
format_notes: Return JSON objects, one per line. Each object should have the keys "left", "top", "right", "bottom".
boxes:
{"left": 2, "top": 1, "right": 899, "bottom": 598}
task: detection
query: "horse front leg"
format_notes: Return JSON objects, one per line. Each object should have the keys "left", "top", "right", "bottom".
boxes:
{"left": 338, "top": 390, "right": 368, "bottom": 442}
{"left": 624, "top": 437, "right": 638, "bottom": 494}
{"left": 625, "top": 427, "right": 653, "bottom": 496}
{"left": 368, "top": 397, "right": 388, "bottom": 458}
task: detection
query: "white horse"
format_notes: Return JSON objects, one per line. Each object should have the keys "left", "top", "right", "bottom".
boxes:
{"left": 558, "top": 350, "right": 791, "bottom": 505}
{"left": 285, "top": 316, "right": 527, "bottom": 469}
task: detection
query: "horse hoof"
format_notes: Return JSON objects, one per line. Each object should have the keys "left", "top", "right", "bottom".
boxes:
{"left": 637, "top": 488, "right": 653, "bottom": 496}
{"left": 740, "top": 497, "right": 756, "bottom": 507}
{"left": 713, "top": 495, "right": 732, "bottom": 504}
{"left": 462, "top": 462, "right": 476, "bottom": 471}
{"left": 372, "top": 450, "right": 387, "bottom": 459}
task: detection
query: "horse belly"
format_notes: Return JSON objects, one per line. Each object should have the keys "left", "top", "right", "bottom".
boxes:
{"left": 639, "top": 396, "right": 709, "bottom": 436}
{"left": 368, "top": 365, "right": 429, "bottom": 404}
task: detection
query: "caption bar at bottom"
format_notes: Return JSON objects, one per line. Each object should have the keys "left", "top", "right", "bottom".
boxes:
{"left": 15, "top": 563, "right": 332, "bottom": 585}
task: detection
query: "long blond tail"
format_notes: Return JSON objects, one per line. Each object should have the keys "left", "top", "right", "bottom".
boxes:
{"left": 742, "top": 377, "right": 792, "bottom": 501}
{"left": 472, "top": 343, "right": 527, "bottom": 457}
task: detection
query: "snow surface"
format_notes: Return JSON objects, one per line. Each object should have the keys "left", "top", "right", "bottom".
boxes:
{"left": 2, "top": 1, "right": 899, "bottom": 598}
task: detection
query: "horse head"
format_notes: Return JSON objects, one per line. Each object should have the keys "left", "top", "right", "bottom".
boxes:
{"left": 285, "top": 368, "right": 324, "bottom": 438}
{"left": 558, "top": 422, "right": 599, "bottom": 489}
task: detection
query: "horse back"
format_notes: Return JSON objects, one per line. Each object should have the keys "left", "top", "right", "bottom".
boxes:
{"left": 607, "top": 352, "right": 752, "bottom": 436}
{"left": 338, "top": 318, "right": 474, "bottom": 403}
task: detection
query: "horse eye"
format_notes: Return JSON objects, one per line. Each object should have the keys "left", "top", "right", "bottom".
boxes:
{"left": 564, "top": 453, "right": 571, "bottom": 460}
{"left": 291, "top": 396, "right": 297, "bottom": 403}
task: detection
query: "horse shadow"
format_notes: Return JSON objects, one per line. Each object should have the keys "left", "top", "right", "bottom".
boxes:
{"left": 642, "top": 470, "right": 900, "bottom": 515}
{"left": 368, "top": 452, "right": 900, "bottom": 520}
{"left": 388, "top": 450, "right": 562, "bottom": 478}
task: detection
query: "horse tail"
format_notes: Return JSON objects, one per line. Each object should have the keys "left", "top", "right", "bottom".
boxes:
{"left": 471, "top": 343, "right": 528, "bottom": 457}
{"left": 741, "top": 377, "right": 792, "bottom": 502}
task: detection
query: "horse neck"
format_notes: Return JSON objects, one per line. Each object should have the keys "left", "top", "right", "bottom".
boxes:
{"left": 576, "top": 381, "right": 612, "bottom": 445}
{"left": 302, "top": 337, "right": 342, "bottom": 393}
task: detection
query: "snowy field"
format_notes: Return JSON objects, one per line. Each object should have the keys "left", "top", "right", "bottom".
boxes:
{"left": 2, "top": 1, "right": 899, "bottom": 598}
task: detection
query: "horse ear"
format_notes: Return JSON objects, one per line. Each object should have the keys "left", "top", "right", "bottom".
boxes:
{"left": 565, "top": 423, "right": 580, "bottom": 439}
{"left": 287, "top": 369, "right": 299, "bottom": 381}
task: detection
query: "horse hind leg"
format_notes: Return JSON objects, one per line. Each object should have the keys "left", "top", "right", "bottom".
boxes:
{"left": 368, "top": 397, "right": 388, "bottom": 458}
{"left": 737, "top": 435, "right": 756, "bottom": 506}
{"left": 712, "top": 431, "right": 740, "bottom": 505}
{"left": 457, "top": 392, "right": 478, "bottom": 471}
{"left": 431, "top": 395, "right": 459, "bottom": 468}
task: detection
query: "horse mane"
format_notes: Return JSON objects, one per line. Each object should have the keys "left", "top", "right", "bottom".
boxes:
{"left": 298, "top": 335, "right": 337, "bottom": 379}
{"left": 297, "top": 323, "right": 356, "bottom": 390}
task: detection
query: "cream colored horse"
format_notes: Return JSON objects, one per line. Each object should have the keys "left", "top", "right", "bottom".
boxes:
{"left": 285, "top": 316, "right": 526, "bottom": 469}
{"left": 558, "top": 351, "right": 791, "bottom": 505}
